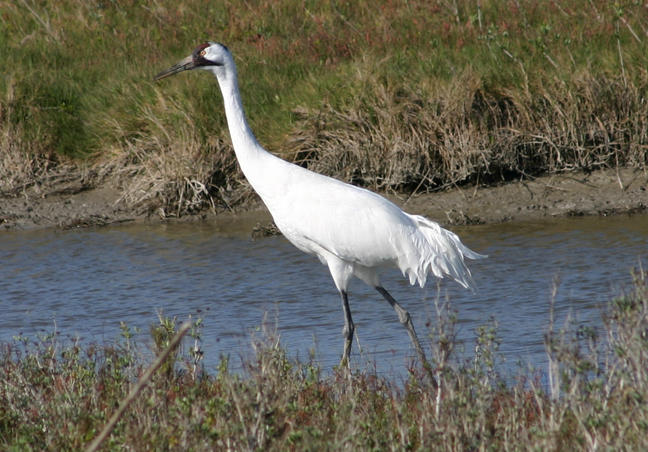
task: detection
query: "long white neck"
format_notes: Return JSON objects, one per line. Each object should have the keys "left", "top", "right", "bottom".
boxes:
{"left": 211, "top": 64, "right": 274, "bottom": 186}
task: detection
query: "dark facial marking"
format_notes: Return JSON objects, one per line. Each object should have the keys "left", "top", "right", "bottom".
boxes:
{"left": 192, "top": 42, "right": 223, "bottom": 67}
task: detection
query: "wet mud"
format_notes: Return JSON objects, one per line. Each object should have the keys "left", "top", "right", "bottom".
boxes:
{"left": 1, "top": 168, "right": 646, "bottom": 233}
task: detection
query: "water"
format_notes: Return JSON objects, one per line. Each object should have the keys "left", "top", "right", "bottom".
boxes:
{"left": 1, "top": 214, "right": 646, "bottom": 379}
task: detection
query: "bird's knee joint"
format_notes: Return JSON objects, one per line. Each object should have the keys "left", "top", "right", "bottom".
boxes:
{"left": 399, "top": 311, "right": 411, "bottom": 326}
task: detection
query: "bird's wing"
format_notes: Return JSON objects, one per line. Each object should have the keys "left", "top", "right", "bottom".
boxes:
{"left": 266, "top": 167, "right": 415, "bottom": 268}
{"left": 259, "top": 161, "right": 484, "bottom": 289}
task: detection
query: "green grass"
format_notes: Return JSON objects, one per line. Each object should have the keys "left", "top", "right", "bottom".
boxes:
{"left": 1, "top": 269, "right": 647, "bottom": 450}
{"left": 1, "top": 0, "right": 647, "bottom": 213}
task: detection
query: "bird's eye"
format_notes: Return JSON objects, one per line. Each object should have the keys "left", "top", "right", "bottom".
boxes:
{"left": 200, "top": 49, "right": 206, "bottom": 56}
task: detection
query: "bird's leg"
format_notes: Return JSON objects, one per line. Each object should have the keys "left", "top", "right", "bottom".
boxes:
{"left": 376, "top": 286, "right": 428, "bottom": 365}
{"left": 376, "top": 286, "right": 438, "bottom": 388}
{"left": 339, "top": 290, "right": 355, "bottom": 369}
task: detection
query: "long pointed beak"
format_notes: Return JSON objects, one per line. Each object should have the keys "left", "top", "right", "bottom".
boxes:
{"left": 154, "top": 55, "right": 196, "bottom": 81}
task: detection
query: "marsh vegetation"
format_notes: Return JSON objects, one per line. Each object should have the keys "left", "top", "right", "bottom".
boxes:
{"left": 1, "top": 270, "right": 647, "bottom": 450}
{"left": 2, "top": 0, "right": 647, "bottom": 217}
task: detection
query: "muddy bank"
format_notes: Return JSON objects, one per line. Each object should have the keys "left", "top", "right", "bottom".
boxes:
{"left": 1, "top": 168, "right": 646, "bottom": 233}
{"left": 402, "top": 167, "right": 648, "bottom": 225}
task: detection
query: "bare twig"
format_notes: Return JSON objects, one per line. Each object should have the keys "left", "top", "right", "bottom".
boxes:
{"left": 85, "top": 321, "right": 192, "bottom": 452}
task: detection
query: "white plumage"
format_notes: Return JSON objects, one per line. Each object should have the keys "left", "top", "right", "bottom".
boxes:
{"left": 156, "top": 42, "right": 485, "bottom": 367}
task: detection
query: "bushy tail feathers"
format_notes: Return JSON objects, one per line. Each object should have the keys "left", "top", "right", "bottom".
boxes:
{"left": 405, "top": 214, "right": 486, "bottom": 290}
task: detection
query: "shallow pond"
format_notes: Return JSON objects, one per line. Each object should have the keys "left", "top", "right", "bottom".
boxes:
{"left": 1, "top": 214, "right": 646, "bottom": 379}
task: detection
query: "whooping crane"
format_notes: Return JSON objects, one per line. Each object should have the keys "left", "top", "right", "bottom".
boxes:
{"left": 155, "top": 42, "right": 486, "bottom": 369}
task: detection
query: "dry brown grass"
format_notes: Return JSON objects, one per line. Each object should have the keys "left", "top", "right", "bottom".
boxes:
{"left": 287, "top": 67, "right": 648, "bottom": 194}
{"left": 96, "top": 95, "right": 249, "bottom": 217}
{"left": 0, "top": 103, "right": 50, "bottom": 196}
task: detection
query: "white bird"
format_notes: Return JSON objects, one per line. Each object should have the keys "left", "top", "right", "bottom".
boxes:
{"left": 155, "top": 42, "right": 485, "bottom": 368}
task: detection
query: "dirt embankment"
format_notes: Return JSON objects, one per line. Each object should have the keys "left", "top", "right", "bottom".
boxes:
{"left": 1, "top": 168, "right": 646, "bottom": 232}
{"left": 402, "top": 167, "right": 648, "bottom": 225}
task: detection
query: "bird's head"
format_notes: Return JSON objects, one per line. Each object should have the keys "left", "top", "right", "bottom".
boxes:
{"left": 155, "top": 41, "right": 233, "bottom": 81}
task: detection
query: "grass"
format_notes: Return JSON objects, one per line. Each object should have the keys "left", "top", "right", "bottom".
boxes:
{"left": 1, "top": 268, "right": 647, "bottom": 450}
{"left": 1, "top": 0, "right": 647, "bottom": 215}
